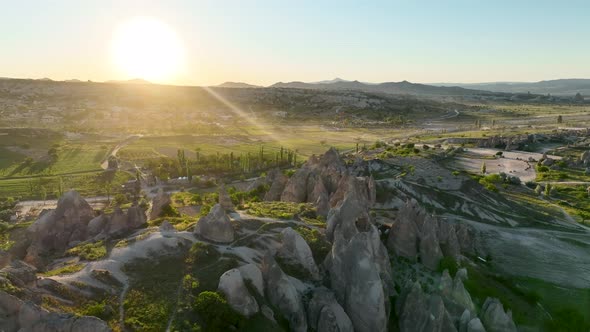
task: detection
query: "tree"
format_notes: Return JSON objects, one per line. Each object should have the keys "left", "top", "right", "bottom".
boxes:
{"left": 481, "top": 162, "right": 487, "bottom": 174}
{"left": 545, "top": 183, "right": 552, "bottom": 197}
{"left": 557, "top": 115, "right": 563, "bottom": 124}
{"left": 575, "top": 92, "right": 584, "bottom": 102}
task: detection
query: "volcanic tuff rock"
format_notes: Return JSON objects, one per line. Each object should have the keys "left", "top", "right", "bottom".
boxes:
{"left": 387, "top": 198, "right": 475, "bottom": 267}
{"left": 264, "top": 169, "right": 289, "bottom": 201}
{"left": 149, "top": 188, "right": 171, "bottom": 220}
{"left": 307, "top": 287, "right": 353, "bottom": 332}
{"left": 87, "top": 206, "right": 146, "bottom": 239}
{"left": 238, "top": 263, "right": 264, "bottom": 296}
{"left": 481, "top": 298, "right": 517, "bottom": 332}
{"left": 281, "top": 168, "right": 311, "bottom": 203}
{"left": 217, "top": 268, "right": 259, "bottom": 317}
{"left": 261, "top": 253, "right": 307, "bottom": 332}
{"left": 277, "top": 227, "right": 320, "bottom": 280}
{"left": 398, "top": 282, "right": 457, "bottom": 332}
{"left": 219, "top": 184, "right": 234, "bottom": 211}
{"left": 194, "top": 204, "right": 235, "bottom": 243}
{"left": 0, "top": 291, "right": 110, "bottom": 332}
{"left": 419, "top": 221, "right": 443, "bottom": 270}
{"left": 24, "top": 191, "right": 95, "bottom": 267}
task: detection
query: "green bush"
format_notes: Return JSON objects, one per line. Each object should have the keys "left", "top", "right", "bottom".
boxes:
{"left": 193, "top": 291, "right": 244, "bottom": 331}
{"left": 41, "top": 263, "right": 86, "bottom": 276}
{"left": 66, "top": 241, "right": 107, "bottom": 261}
{"left": 160, "top": 204, "right": 180, "bottom": 217}
{"left": 438, "top": 256, "right": 458, "bottom": 276}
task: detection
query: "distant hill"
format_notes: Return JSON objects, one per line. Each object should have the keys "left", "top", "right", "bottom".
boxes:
{"left": 270, "top": 79, "right": 493, "bottom": 96}
{"left": 434, "top": 79, "right": 590, "bottom": 96}
{"left": 216, "top": 81, "right": 261, "bottom": 88}
{"left": 105, "top": 78, "right": 151, "bottom": 85}
{"left": 64, "top": 79, "right": 82, "bottom": 83}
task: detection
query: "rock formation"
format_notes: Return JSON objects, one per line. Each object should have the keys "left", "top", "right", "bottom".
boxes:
{"left": 260, "top": 254, "right": 307, "bottom": 332}
{"left": 481, "top": 298, "right": 517, "bottom": 332}
{"left": 149, "top": 188, "right": 171, "bottom": 220}
{"left": 87, "top": 206, "right": 146, "bottom": 239}
{"left": 238, "top": 263, "right": 264, "bottom": 296}
{"left": 219, "top": 184, "right": 234, "bottom": 211}
{"left": 307, "top": 287, "right": 353, "bottom": 332}
{"left": 24, "top": 191, "right": 96, "bottom": 267}
{"left": 264, "top": 169, "right": 288, "bottom": 201}
{"left": 276, "top": 227, "right": 320, "bottom": 280}
{"left": 217, "top": 268, "right": 259, "bottom": 317}
{"left": 0, "top": 291, "right": 110, "bottom": 332}
{"left": 194, "top": 204, "right": 235, "bottom": 243}
{"left": 398, "top": 282, "right": 457, "bottom": 332}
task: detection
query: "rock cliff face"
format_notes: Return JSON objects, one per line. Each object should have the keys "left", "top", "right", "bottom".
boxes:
{"left": 194, "top": 204, "right": 235, "bottom": 243}
{"left": 0, "top": 291, "right": 110, "bottom": 332}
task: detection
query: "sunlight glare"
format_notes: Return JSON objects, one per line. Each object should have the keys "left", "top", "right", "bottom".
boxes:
{"left": 111, "top": 17, "right": 185, "bottom": 82}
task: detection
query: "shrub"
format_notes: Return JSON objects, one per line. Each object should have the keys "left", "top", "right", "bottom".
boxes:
{"left": 66, "top": 241, "right": 107, "bottom": 261}
{"left": 438, "top": 256, "right": 458, "bottom": 276}
{"left": 193, "top": 291, "right": 244, "bottom": 330}
{"left": 160, "top": 204, "right": 180, "bottom": 217}
{"left": 41, "top": 263, "right": 86, "bottom": 276}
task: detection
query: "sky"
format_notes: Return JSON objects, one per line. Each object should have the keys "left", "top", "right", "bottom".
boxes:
{"left": 1, "top": 0, "right": 589, "bottom": 86}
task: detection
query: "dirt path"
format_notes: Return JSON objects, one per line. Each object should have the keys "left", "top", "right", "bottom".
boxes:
{"left": 101, "top": 135, "right": 142, "bottom": 170}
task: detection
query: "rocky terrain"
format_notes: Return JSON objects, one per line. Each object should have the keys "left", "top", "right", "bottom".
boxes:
{"left": 0, "top": 147, "right": 588, "bottom": 331}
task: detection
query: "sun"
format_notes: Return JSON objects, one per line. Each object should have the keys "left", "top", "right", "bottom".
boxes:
{"left": 111, "top": 17, "right": 185, "bottom": 82}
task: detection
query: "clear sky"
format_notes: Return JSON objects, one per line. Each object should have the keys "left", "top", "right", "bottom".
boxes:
{"left": 1, "top": 0, "right": 589, "bottom": 86}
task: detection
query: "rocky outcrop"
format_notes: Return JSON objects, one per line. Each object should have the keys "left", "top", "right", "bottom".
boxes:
{"left": 87, "top": 206, "right": 146, "bottom": 239}
{"left": 0, "top": 291, "right": 110, "bottom": 332}
{"left": 281, "top": 168, "right": 311, "bottom": 203}
{"left": 326, "top": 194, "right": 370, "bottom": 242}
{"left": 326, "top": 222, "right": 393, "bottom": 332}
{"left": 481, "top": 298, "right": 517, "bottom": 332}
{"left": 149, "top": 189, "right": 171, "bottom": 220}
{"left": 398, "top": 282, "right": 457, "bottom": 332}
{"left": 387, "top": 199, "right": 473, "bottom": 268}
{"left": 419, "top": 222, "right": 443, "bottom": 270}
{"left": 387, "top": 201, "right": 420, "bottom": 261}
{"left": 24, "top": 191, "right": 96, "bottom": 267}
{"left": 194, "top": 204, "right": 235, "bottom": 243}
{"left": 439, "top": 269, "right": 476, "bottom": 322}
{"left": 0, "top": 260, "right": 36, "bottom": 288}
{"left": 261, "top": 254, "right": 307, "bottom": 332}
{"left": 217, "top": 269, "right": 259, "bottom": 317}
{"left": 238, "top": 263, "right": 264, "bottom": 296}
{"left": 159, "top": 220, "right": 175, "bottom": 233}
{"left": 264, "top": 169, "right": 288, "bottom": 201}
{"left": 277, "top": 228, "right": 320, "bottom": 280}
{"left": 219, "top": 185, "right": 234, "bottom": 211}
{"left": 307, "top": 287, "right": 353, "bottom": 332}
